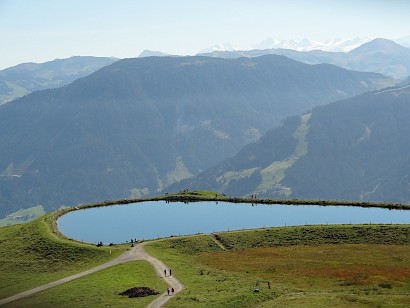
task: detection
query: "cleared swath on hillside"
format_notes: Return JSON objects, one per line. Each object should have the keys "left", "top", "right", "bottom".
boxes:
{"left": 173, "top": 84, "right": 410, "bottom": 203}
{"left": 0, "top": 55, "right": 394, "bottom": 217}
{"left": 284, "top": 84, "right": 410, "bottom": 202}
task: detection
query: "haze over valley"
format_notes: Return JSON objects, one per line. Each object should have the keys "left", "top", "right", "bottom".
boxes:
{"left": 0, "top": 53, "right": 397, "bottom": 218}
{"left": 0, "top": 0, "right": 410, "bottom": 218}
{"left": 2, "top": 1, "right": 410, "bottom": 307}
{"left": 1, "top": 33, "right": 410, "bottom": 220}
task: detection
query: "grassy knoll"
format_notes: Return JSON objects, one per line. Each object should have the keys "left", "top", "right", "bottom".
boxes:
{"left": 214, "top": 224, "right": 410, "bottom": 249}
{"left": 6, "top": 261, "right": 168, "bottom": 308}
{"left": 146, "top": 225, "right": 410, "bottom": 307}
{"left": 0, "top": 213, "right": 126, "bottom": 299}
{"left": 1, "top": 191, "right": 410, "bottom": 306}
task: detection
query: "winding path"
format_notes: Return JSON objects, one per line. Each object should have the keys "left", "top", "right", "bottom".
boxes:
{"left": 0, "top": 242, "right": 183, "bottom": 307}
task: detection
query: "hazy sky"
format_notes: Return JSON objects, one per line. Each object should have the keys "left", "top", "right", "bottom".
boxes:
{"left": 1, "top": 0, "right": 409, "bottom": 69}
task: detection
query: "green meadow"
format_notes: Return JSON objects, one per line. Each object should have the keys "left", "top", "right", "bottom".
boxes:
{"left": 6, "top": 261, "right": 167, "bottom": 308}
{"left": 0, "top": 192, "right": 409, "bottom": 307}
{"left": 0, "top": 213, "right": 125, "bottom": 299}
{"left": 146, "top": 225, "right": 410, "bottom": 307}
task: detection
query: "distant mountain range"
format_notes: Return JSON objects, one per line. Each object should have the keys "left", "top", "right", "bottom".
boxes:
{"left": 1, "top": 38, "right": 408, "bottom": 108}
{"left": 200, "top": 37, "right": 372, "bottom": 54}
{"left": 200, "top": 36, "right": 410, "bottom": 53}
{"left": 168, "top": 83, "right": 410, "bottom": 203}
{"left": 199, "top": 38, "right": 410, "bottom": 79}
{"left": 395, "top": 35, "right": 410, "bottom": 48}
{"left": 138, "top": 50, "right": 174, "bottom": 58}
{"left": 0, "top": 56, "right": 118, "bottom": 105}
{"left": 0, "top": 55, "right": 393, "bottom": 218}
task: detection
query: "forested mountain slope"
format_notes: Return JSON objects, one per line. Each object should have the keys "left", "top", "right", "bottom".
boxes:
{"left": 0, "top": 55, "right": 393, "bottom": 217}
{"left": 169, "top": 84, "right": 410, "bottom": 203}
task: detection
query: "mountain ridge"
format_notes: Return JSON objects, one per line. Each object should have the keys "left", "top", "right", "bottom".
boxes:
{"left": 0, "top": 54, "right": 394, "bottom": 218}
{"left": 199, "top": 38, "right": 410, "bottom": 79}
{"left": 200, "top": 37, "right": 373, "bottom": 54}
{"left": 168, "top": 84, "right": 410, "bottom": 203}
{"left": 0, "top": 56, "right": 118, "bottom": 105}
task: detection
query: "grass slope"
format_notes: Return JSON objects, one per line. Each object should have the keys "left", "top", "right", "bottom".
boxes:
{"left": 257, "top": 113, "right": 311, "bottom": 193}
{"left": 1, "top": 192, "right": 410, "bottom": 307}
{"left": 6, "top": 261, "right": 167, "bottom": 308}
{"left": 146, "top": 225, "right": 410, "bottom": 307}
{"left": 214, "top": 224, "right": 410, "bottom": 249}
{"left": 0, "top": 214, "right": 125, "bottom": 299}
{"left": 0, "top": 205, "right": 45, "bottom": 227}
{"left": 146, "top": 236, "right": 275, "bottom": 307}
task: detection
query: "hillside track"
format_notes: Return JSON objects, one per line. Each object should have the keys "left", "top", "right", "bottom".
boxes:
{"left": 0, "top": 242, "right": 183, "bottom": 307}
{"left": 210, "top": 233, "right": 227, "bottom": 251}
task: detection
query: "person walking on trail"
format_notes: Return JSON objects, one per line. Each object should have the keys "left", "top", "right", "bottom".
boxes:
{"left": 169, "top": 269, "right": 172, "bottom": 276}
{"left": 167, "top": 288, "right": 170, "bottom": 296}
{"left": 171, "top": 287, "right": 174, "bottom": 293}
{"left": 164, "top": 269, "right": 167, "bottom": 277}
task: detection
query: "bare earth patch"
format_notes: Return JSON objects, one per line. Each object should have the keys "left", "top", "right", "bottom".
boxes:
{"left": 119, "top": 286, "right": 159, "bottom": 298}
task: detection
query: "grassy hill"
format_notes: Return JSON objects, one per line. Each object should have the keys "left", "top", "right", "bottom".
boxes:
{"left": 0, "top": 196, "right": 409, "bottom": 306}
{"left": 0, "top": 214, "right": 125, "bottom": 298}
{"left": 5, "top": 261, "right": 167, "bottom": 308}
{"left": 147, "top": 225, "right": 410, "bottom": 307}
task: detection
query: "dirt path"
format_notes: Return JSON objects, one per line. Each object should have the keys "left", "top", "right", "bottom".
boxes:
{"left": 0, "top": 243, "right": 183, "bottom": 307}
{"left": 210, "top": 234, "right": 227, "bottom": 251}
{"left": 142, "top": 242, "right": 184, "bottom": 308}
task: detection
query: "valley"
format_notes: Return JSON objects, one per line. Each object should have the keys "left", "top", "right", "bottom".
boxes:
{"left": 1, "top": 2, "right": 410, "bottom": 306}
{"left": 0, "top": 54, "right": 395, "bottom": 219}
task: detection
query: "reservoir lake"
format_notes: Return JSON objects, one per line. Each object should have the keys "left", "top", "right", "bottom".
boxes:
{"left": 57, "top": 201, "right": 410, "bottom": 244}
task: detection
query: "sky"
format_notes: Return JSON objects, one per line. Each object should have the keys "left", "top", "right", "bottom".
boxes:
{"left": 1, "top": 0, "right": 409, "bottom": 69}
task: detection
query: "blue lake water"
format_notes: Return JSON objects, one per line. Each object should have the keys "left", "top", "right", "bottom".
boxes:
{"left": 57, "top": 201, "right": 410, "bottom": 244}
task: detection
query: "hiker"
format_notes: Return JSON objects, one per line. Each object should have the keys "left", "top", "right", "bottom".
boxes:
{"left": 171, "top": 287, "right": 174, "bottom": 293}
{"left": 164, "top": 269, "right": 167, "bottom": 277}
{"left": 167, "top": 288, "right": 170, "bottom": 295}
{"left": 169, "top": 269, "right": 172, "bottom": 276}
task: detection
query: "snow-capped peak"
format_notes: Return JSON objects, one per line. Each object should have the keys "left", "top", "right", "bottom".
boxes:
{"left": 253, "top": 37, "right": 372, "bottom": 52}
{"left": 198, "top": 43, "right": 239, "bottom": 54}
{"left": 199, "top": 37, "right": 373, "bottom": 54}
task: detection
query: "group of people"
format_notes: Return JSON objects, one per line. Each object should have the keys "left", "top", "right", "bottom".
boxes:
{"left": 164, "top": 268, "right": 172, "bottom": 276}
{"left": 164, "top": 269, "right": 174, "bottom": 296}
